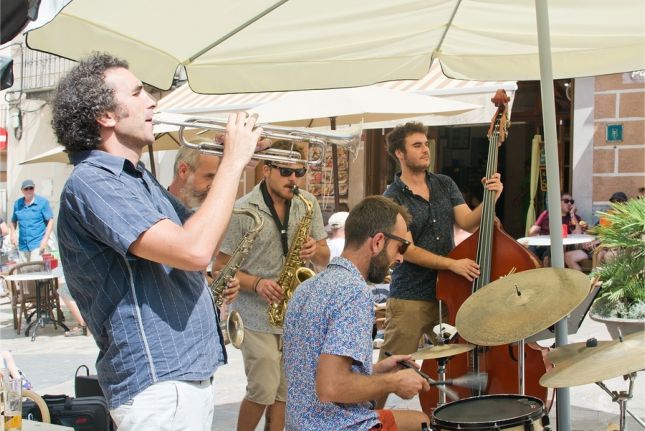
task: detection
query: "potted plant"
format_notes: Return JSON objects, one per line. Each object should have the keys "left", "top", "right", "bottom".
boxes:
{"left": 589, "top": 197, "right": 645, "bottom": 337}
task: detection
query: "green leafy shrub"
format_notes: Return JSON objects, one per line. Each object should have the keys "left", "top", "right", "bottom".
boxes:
{"left": 590, "top": 198, "right": 645, "bottom": 319}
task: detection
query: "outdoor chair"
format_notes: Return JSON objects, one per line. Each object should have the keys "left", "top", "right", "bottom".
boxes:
{"left": 8, "top": 262, "right": 64, "bottom": 335}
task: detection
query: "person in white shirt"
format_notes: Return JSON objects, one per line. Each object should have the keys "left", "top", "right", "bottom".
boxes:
{"left": 326, "top": 211, "right": 349, "bottom": 259}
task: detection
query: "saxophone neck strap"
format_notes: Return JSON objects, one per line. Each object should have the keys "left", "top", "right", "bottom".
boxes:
{"left": 260, "top": 180, "right": 291, "bottom": 256}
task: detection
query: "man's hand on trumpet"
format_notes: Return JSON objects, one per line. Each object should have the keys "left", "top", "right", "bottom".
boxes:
{"left": 216, "top": 114, "right": 271, "bottom": 168}
{"left": 222, "top": 112, "right": 264, "bottom": 167}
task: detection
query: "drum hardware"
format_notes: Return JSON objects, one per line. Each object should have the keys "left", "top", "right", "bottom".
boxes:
{"left": 435, "top": 301, "right": 456, "bottom": 342}
{"left": 384, "top": 351, "right": 459, "bottom": 401}
{"left": 540, "top": 330, "right": 645, "bottom": 431}
{"left": 436, "top": 357, "right": 448, "bottom": 407}
{"left": 596, "top": 373, "right": 645, "bottom": 431}
{"left": 433, "top": 323, "right": 456, "bottom": 342}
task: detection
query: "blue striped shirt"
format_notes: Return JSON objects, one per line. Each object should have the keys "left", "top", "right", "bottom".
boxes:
{"left": 57, "top": 150, "right": 225, "bottom": 409}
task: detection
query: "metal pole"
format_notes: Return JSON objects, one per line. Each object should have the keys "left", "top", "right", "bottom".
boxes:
{"left": 518, "top": 341, "right": 525, "bottom": 395}
{"left": 535, "top": 1, "right": 571, "bottom": 430}
{"left": 330, "top": 117, "right": 341, "bottom": 211}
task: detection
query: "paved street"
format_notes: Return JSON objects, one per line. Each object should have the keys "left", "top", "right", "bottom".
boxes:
{"left": 1, "top": 294, "right": 642, "bottom": 430}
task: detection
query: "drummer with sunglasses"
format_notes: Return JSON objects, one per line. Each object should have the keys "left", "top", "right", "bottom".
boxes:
{"left": 283, "top": 196, "right": 430, "bottom": 431}
{"left": 215, "top": 140, "right": 329, "bottom": 431}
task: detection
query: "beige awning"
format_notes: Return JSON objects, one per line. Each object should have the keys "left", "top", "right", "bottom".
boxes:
{"left": 156, "top": 61, "right": 516, "bottom": 128}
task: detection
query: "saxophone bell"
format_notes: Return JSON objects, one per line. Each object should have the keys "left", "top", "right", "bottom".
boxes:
{"left": 211, "top": 207, "right": 264, "bottom": 348}
{"left": 226, "top": 310, "right": 245, "bottom": 348}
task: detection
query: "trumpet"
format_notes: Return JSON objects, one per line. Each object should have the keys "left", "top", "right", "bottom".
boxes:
{"left": 153, "top": 115, "right": 361, "bottom": 166}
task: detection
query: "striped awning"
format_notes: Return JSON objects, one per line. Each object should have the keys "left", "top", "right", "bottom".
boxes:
{"left": 156, "top": 60, "right": 516, "bottom": 126}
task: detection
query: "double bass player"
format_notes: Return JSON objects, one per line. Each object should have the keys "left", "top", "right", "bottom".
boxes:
{"left": 376, "top": 121, "right": 503, "bottom": 409}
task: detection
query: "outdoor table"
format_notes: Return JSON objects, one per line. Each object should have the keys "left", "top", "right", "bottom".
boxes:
{"left": 4, "top": 270, "right": 69, "bottom": 341}
{"left": 517, "top": 234, "right": 596, "bottom": 247}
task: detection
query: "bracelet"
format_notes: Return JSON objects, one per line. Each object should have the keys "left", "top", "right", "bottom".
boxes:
{"left": 252, "top": 277, "right": 262, "bottom": 293}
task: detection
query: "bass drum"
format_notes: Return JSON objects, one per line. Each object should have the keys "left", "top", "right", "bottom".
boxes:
{"left": 432, "top": 395, "right": 548, "bottom": 430}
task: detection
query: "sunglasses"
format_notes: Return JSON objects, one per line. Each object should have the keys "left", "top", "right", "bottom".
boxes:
{"left": 267, "top": 163, "right": 307, "bottom": 178}
{"left": 381, "top": 232, "right": 411, "bottom": 255}
{"left": 561, "top": 198, "right": 575, "bottom": 204}
{"left": 22, "top": 187, "right": 34, "bottom": 191}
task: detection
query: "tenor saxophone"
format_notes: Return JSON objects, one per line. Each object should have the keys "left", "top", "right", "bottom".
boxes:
{"left": 267, "top": 186, "right": 316, "bottom": 327}
{"left": 210, "top": 207, "right": 264, "bottom": 348}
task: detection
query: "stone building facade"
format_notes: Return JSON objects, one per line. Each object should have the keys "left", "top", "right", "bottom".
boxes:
{"left": 592, "top": 72, "right": 645, "bottom": 209}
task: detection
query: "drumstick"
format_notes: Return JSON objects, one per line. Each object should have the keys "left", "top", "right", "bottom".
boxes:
{"left": 384, "top": 351, "right": 459, "bottom": 401}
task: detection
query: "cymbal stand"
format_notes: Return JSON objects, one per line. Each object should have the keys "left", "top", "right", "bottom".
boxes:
{"left": 595, "top": 372, "right": 645, "bottom": 431}
{"left": 436, "top": 301, "right": 450, "bottom": 407}
{"left": 518, "top": 339, "right": 525, "bottom": 395}
{"left": 436, "top": 357, "right": 448, "bottom": 407}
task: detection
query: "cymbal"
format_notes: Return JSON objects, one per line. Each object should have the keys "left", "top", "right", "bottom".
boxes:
{"left": 456, "top": 268, "right": 590, "bottom": 346}
{"left": 540, "top": 330, "right": 645, "bottom": 388}
{"left": 546, "top": 340, "right": 611, "bottom": 365}
{"left": 410, "top": 343, "right": 475, "bottom": 360}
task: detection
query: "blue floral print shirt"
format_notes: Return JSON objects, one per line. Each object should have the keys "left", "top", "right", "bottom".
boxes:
{"left": 283, "top": 257, "right": 379, "bottom": 431}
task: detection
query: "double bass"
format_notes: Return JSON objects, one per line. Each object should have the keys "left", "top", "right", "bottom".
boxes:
{"left": 418, "top": 90, "right": 549, "bottom": 414}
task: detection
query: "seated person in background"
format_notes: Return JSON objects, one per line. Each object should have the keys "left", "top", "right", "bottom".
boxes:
{"left": 528, "top": 192, "right": 584, "bottom": 266}
{"left": 326, "top": 211, "right": 349, "bottom": 260}
{"left": 284, "top": 196, "right": 430, "bottom": 431}
{"left": 570, "top": 191, "right": 629, "bottom": 269}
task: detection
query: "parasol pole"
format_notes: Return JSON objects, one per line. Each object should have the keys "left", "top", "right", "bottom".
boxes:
{"left": 330, "top": 116, "right": 340, "bottom": 211}
{"left": 535, "top": 1, "right": 571, "bottom": 429}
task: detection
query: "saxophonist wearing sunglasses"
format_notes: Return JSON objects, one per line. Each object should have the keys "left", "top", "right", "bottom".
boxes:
{"left": 214, "top": 140, "right": 329, "bottom": 431}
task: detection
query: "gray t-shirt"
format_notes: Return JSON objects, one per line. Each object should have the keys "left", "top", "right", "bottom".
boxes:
{"left": 220, "top": 182, "right": 327, "bottom": 334}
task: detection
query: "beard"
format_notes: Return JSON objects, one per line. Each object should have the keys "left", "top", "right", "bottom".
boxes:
{"left": 180, "top": 175, "right": 208, "bottom": 209}
{"left": 402, "top": 152, "right": 430, "bottom": 173}
{"left": 367, "top": 247, "right": 391, "bottom": 283}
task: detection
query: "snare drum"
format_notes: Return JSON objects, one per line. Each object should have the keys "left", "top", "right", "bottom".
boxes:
{"left": 432, "top": 395, "right": 548, "bottom": 430}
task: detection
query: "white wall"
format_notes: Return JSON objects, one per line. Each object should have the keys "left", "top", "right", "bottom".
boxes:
{"left": 572, "top": 77, "right": 595, "bottom": 222}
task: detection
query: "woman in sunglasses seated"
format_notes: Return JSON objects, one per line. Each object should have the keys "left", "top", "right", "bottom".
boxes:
{"left": 527, "top": 192, "right": 586, "bottom": 266}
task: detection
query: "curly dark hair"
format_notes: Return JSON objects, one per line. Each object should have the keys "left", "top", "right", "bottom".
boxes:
{"left": 52, "top": 53, "right": 128, "bottom": 153}
{"left": 385, "top": 121, "right": 428, "bottom": 160}
{"left": 344, "top": 195, "right": 410, "bottom": 250}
